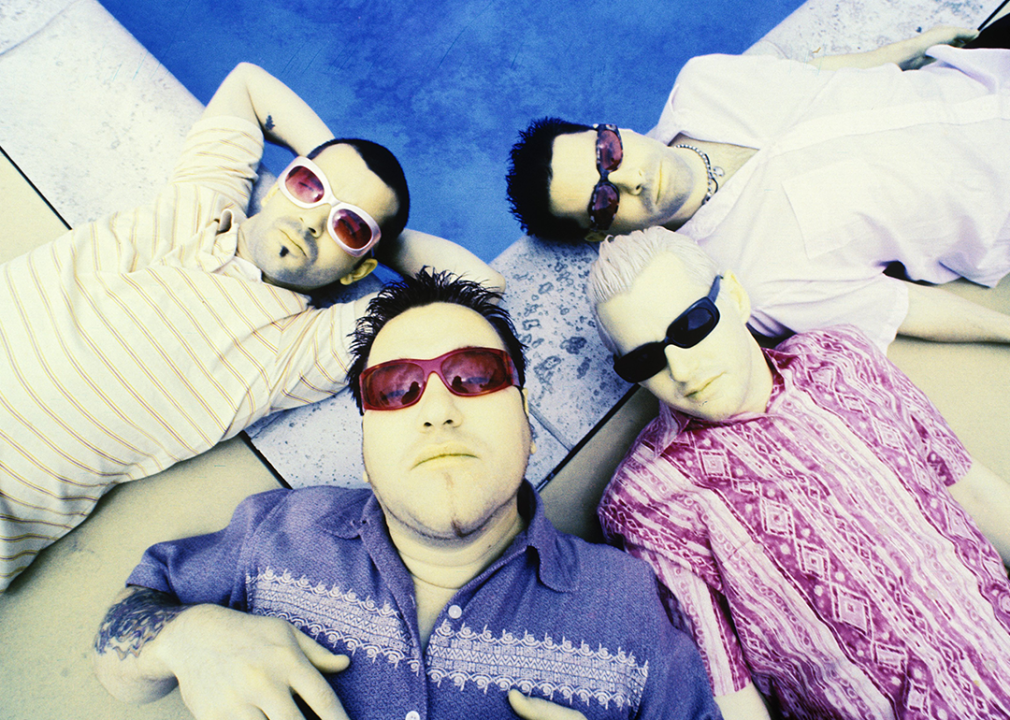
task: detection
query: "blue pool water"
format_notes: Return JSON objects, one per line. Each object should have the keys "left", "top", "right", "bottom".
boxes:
{"left": 101, "top": 0, "right": 807, "bottom": 262}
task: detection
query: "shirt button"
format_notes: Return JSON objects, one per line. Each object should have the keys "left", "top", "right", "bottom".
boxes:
{"left": 406, "top": 712, "right": 420, "bottom": 720}
{"left": 447, "top": 604, "right": 462, "bottom": 619}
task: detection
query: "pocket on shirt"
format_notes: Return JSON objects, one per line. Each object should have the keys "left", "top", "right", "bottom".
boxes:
{"left": 783, "top": 158, "right": 881, "bottom": 260}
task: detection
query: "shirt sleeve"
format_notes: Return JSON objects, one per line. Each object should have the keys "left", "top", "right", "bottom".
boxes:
{"left": 169, "top": 116, "right": 265, "bottom": 211}
{"left": 821, "top": 326, "right": 972, "bottom": 487}
{"left": 265, "top": 299, "right": 358, "bottom": 412}
{"left": 599, "top": 455, "right": 753, "bottom": 696}
{"left": 648, "top": 53, "right": 835, "bottom": 147}
{"left": 749, "top": 275, "right": 910, "bottom": 352}
{"left": 126, "top": 488, "right": 290, "bottom": 609}
{"left": 634, "top": 573, "right": 725, "bottom": 719}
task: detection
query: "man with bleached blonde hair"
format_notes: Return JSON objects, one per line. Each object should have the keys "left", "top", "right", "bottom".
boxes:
{"left": 589, "top": 226, "right": 1010, "bottom": 719}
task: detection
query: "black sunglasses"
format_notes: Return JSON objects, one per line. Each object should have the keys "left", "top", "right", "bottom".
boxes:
{"left": 587, "top": 124, "right": 623, "bottom": 232}
{"left": 613, "top": 275, "right": 723, "bottom": 383}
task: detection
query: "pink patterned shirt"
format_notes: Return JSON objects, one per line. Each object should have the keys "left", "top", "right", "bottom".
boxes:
{"left": 599, "top": 327, "right": 1010, "bottom": 719}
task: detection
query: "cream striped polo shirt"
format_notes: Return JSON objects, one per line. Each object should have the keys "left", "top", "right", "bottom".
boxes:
{"left": 0, "top": 116, "right": 359, "bottom": 589}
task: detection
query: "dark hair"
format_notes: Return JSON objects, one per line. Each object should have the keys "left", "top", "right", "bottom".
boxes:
{"left": 347, "top": 269, "right": 526, "bottom": 413}
{"left": 308, "top": 138, "right": 410, "bottom": 242}
{"left": 506, "top": 116, "right": 593, "bottom": 242}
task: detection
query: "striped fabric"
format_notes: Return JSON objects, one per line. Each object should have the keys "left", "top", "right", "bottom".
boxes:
{"left": 0, "top": 117, "right": 358, "bottom": 590}
{"left": 599, "top": 327, "right": 1010, "bottom": 719}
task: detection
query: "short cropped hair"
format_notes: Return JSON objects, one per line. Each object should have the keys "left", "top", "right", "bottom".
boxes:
{"left": 588, "top": 227, "right": 720, "bottom": 353}
{"left": 309, "top": 138, "right": 410, "bottom": 242}
{"left": 347, "top": 269, "right": 527, "bottom": 413}
{"left": 507, "top": 117, "right": 593, "bottom": 242}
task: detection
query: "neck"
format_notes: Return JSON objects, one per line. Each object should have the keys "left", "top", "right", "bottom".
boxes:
{"left": 747, "top": 339, "right": 775, "bottom": 414}
{"left": 390, "top": 507, "right": 525, "bottom": 651}
{"left": 387, "top": 506, "right": 525, "bottom": 590}
{"left": 664, "top": 150, "right": 713, "bottom": 228}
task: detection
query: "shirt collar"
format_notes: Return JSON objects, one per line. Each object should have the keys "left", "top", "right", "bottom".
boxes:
{"left": 323, "top": 482, "right": 578, "bottom": 594}
{"left": 510, "top": 481, "right": 579, "bottom": 593}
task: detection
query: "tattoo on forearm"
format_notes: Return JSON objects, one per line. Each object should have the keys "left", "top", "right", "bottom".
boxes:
{"left": 264, "top": 114, "right": 275, "bottom": 131}
{"left": 94, "top": 588, "right": 187, "bottom": 660}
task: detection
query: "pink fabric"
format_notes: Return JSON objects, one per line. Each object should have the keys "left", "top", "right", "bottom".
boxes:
{"left": 599, "top": 326, "right": 1010, "bottom": 719}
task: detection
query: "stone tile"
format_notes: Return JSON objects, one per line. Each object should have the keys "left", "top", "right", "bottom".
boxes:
{"left": 0, "top": 0, "right": 200, "bottom": 227}
{"left": 0, "top": 0, "right": 75, "bottom": 54}
{"left": 495, "top": 235, "right": 632, "bottom": 450}
{"left": 750, "top": 0, "right": 987, "bottom": 60}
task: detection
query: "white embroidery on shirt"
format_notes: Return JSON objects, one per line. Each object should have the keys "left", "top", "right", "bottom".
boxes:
{"left": 427, "top": 621, "right": 648, "bottom": 711}
{"left": 248, "top": 567, "right": 421, "bottom": 673}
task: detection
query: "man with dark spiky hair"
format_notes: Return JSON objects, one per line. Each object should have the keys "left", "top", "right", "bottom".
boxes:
{"left": 92, "top": 270, "right": 722, "bottom": 720}
{"left": 506, "top": 26, "right": 1010, "bottom": 352}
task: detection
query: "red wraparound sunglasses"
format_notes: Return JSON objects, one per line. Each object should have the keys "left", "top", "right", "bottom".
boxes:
{"left": 277, "top": 156, "right": 382, "bottom": 257}
{"left": 588, "top": 124, "right": 623, "bottom": 232}
{"left": 360, "top": 347, "right": 521, "bottom": 411}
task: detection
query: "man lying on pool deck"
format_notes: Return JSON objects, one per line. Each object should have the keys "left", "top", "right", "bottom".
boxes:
{"left": 0, "top": 62, "right": 501, "bottom": 591}
{"left": 91, "top": 271, "right": 722, "bottom": 720}
{"left": 508, "top": 23, "right": 1010, "bottom": 352}
{"left": 589, "top": 227, "right": 1010, "bottom": 720}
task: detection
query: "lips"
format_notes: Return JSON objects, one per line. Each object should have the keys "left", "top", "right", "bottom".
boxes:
{"left": 412, "top": 443, "right": 477, "bottom": 468}
{"left": 279, "top": 228, "right": 307, "bottom": 257}
{"left": 685, "top": 374, "right": 720, "bottom": 399}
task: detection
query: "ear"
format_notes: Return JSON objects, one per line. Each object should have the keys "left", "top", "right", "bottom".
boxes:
{"left": 721, "top": 271, "right": 752, "bottom": 322}
{"left": 584, "top": 230, "right": 608, "bottom": 244}
{"left": 340, "top": 258, "right": 378, "bottom": 286}
{"left": 520, "top": 388, "right": 536, "bottom": 454}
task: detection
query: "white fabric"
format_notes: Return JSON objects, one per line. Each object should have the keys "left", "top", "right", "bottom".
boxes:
{"left": 0, "top": 116, "right": 359, "bottom": 589}
{"left": 649, "top": 46, "right": 1010, "bottom": 349}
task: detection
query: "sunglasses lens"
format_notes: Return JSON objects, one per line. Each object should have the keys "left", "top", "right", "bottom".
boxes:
{"left": 441, "top": 349, "right": 511, "bottom": 395}
{"left": 331, "top": 209, "right": 374, "bottom": 250}
{"left": 284, "top": 165, "right": 326, "bottom": 204}
{"left": 597, "top": 128, "right": 623, "bottom": 172}
{"left": 589, "top": 183, "right": 620, "bottom": 230}
{"left": 613, "top": 302, "right": 720, "bottom": 383}
{"left": 361, "top": 348, "right": 517, "bottom": 411}
{"left": 670, "top": 305, "right": 719, "bottom": 348}
{"left": 614, "top": 344, "right": 668, "bottom": 383}
{"left": 362, "top": 363, "right": 425, "bottom": 410}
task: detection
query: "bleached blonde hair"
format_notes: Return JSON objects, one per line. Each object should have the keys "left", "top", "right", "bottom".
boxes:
{"left": 588, "top": 227, "right": 720, "bottom": 353}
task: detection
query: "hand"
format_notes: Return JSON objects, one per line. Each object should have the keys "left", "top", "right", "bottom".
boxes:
{"left": 158, "top": 604, "right": 351, "bottom": 720}
{"left": 508, "top": 689, "right": 588, "bottom": 719}
{"left": 899, "top": 25, "right": 979, "bottom": 69}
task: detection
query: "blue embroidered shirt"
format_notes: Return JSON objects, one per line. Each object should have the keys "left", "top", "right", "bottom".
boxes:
{"left": 127, "top": 482, "right": 721, "bottom": 720}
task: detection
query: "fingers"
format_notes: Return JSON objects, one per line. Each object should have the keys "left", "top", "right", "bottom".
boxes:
{"left": 507, "top": 689, "right": 588, "bottom": 720}
{"left": 289, "top": 665, "right": 351, "bottom": 720}
{"left": 293, "top": 630, "right": 350, "bottom": 674}
{"left": 169, "top": 613, "right": 351, "bottom": 720}
{"left": 924, "top": 25, "right": 979, "bottom": 46}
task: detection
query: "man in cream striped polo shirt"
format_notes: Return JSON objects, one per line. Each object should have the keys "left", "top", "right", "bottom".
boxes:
{"left": 0, "top": 62, "right": 500, "bottom": 591}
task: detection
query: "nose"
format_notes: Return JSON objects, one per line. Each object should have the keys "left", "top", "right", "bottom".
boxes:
{"left": 663, "top": 344, "right": 700, "bottom": 385}
{"left": 301, "top": 203, "right": 331, "bottom": 237}
{"left": 416, "top": 372, "right": 462, "bottom": 429}
{"left": 609, "top": 162, "right": 645, "bottom": 197}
